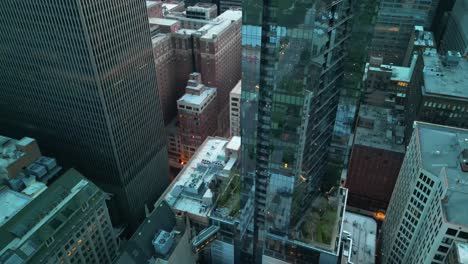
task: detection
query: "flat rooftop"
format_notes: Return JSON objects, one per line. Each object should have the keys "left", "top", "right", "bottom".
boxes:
{"left": 178, "top": 86, "right": 216, "bottom": 107}
{"left": 342, "top": 212, "right": 377, "bottom": 264}
{"left": 148, "top": 17, "right": 179, "bottom": 27}
{"left": 0, "top": 136, "right": 30, "bottom": 173}
{"left": 414, "top": 26, "right": 435, "bottom": 48}
{"left": 198, "top": 10, "right": 241, "bottom": 40}
{"left": 164, "top": 137, "right": 237, "bottom": 219}
{"left": 415, "top": 122, "right": 468, "bottom": 227}
{"left": 422, "top": 49, "right": 468, "bottom": 99}
{"left": 0, "top": 188, "right": 33, "bottom": 227}
{"left": 354, "top": 105, "right": 405, "bottom": 153}
{"left": 366, "top": 54, "right": 418, "bottom": 83}
{"left": 291, "top": 188, "right": 348, "bottom": 254}
{"left": 146, "top": 1, "right": 160, "bottom": 8}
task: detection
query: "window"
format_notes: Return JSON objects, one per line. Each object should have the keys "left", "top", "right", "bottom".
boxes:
{"left": 458, "top": 231, "right": 468, "bottom": 239}
{"left": 46, "top": 236, "right": 55, "bottom": 247}
{"left": 438, "top": 245, "right": 448, "bottom": 253}
{"left": 446, "top": 228, "right": 457, "bottom": 236}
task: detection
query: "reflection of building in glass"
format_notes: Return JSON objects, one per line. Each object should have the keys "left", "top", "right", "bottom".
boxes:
{"left": 240, "top": 0, "right": 353, "bottom": 262}
{"left": 370, "top": 0, "right": 439, "bottom": 65}
{"left": 382, "top": 122, "right": 468, "bottom": 264}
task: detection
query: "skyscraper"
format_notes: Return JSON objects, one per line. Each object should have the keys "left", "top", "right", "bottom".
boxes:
{"left": 240, "top": 0, "right": 352, "bottom": 262}
{"left": 0, "top": 0, "right": 169, "bottom": 231}
{"left": 381, "top": 122, "right": 468, "bottom": 264}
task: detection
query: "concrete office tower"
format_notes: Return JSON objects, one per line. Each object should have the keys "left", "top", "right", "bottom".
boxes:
{"left": 177, "top": 73, "right": 218, "bottom": 163}
{"left": 381, "top": 122, "right": 468, "bottom": 264}
{"left": 441, "top": 0, "right": 468, "bottom": 57}
{"left": 241, "top": 0, "right": 353, "bottom": 262}
{"left": 229, "top": 81, "right": 242, "bottom": 137}
{"left": 405, "top": 49, "right": 468, "bottom": 139}
{"left": 370, "top": 0, "right": 439, "bottom": 65}
{"left": 0, "top": 0, "right": 169, "bottom": 231}
{"left": 0, "top": 169, "right": 118, "bottom": 264}
{"left": 345, "top": 105, "right": 405, "bottom": 212}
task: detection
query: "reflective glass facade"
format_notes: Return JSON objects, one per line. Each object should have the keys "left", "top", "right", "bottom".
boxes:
{"left": 0, "top": 0, "right": 169, "bottom": 232}
{"left": 240, "top": 0, "right": 352, "bottom": 262}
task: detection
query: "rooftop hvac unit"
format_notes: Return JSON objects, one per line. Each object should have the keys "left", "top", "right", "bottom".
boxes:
{"left": 35, "top": 157, "right": 57, "bottom": 171}
{"left": 26, "top": 163, "right": 47, "bottom": 178}
{"left": 152, "top": 230, "right": 174, "bottom": 256}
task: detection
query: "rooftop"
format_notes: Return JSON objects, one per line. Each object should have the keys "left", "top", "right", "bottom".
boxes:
{"left": 146, "top": 1, "right": 160, "bottom": 8}
{"left": 197, "top": 10, "right": 241, "bottom": 40}
{"left": 413, "top": 26, "right": 435, "bottom": 48}
{"left": 292, "top": 187, "right": 348, "bottom": 253}
{"left": 162, "top": 3, "right": 180, "bottom": 11}
{"left": 0, "top": 169, "right": 100, "bottom": 256}
{"left": 0, "top": 188, "right": 32, "bottom": 227}
{"left": 342, "top": 212, "right": 377, "bottom": 264}
{"left": 116, "top": 201, "right": 189, "bottom": 264}
{"left": 354, "top": 105, "right": 405, "bottom": 153}
{"left": 366, "top": 54, "right": 418, "bottom": 83}
{"left": 230, "top": 80, "right": 242, "bottom": 96}
{"left": 0, "top": 136, "right": 37, "bottom": 177}
{"left": 178, "top": 86, "right": 216, "bottom": 107}
{"left": 164, "top": 137, "right": 239, "bottom": 219}
{"left": 415, "top": 122, "right": 468, "bottom": 227}
{"left": 422, "top": 49, "right": 468, "bottom": 99}
{"left": 148, "top": 17, "right": 179, "bottom": 27}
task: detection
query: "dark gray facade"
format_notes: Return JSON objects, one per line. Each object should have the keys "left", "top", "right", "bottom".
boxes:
{"left": 240, "top": 0, "right": 352, "bottom": 262}
{"left": 0, "top": 0, "right": 169, "bottom": 232}
{"left": 370, "top": 0, "right": 439, "bottom": 65}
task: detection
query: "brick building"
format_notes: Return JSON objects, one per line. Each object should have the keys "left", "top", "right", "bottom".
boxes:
{"left": 149, "top": 10, "right": 241, "bottom": 134}
{"left": 346, "top": 105, "right": 405, "bottom": 212}
{"left": 177, "top": 73, "right": 218, "bottom": 163}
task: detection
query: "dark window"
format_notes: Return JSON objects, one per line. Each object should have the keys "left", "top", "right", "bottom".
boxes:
{"left": 446, "top": 228, "right": 457, "bottom": 236}
{"left": 458, "top": 231, "right": 468, "bottom": 239}
{"left": 438, "top": 245, "right": 449, "bottom": 253}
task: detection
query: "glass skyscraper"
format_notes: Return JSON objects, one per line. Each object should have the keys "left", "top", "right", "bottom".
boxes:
{"left": 0, "top": 0, "right": 169, "bottom": 232}
{"left": 240, "top": 0, "right": 352, "bottom": 262}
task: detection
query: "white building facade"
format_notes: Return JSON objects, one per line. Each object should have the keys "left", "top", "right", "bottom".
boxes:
{"left": 382, "top": 122, "right": 468, "bottom": 264}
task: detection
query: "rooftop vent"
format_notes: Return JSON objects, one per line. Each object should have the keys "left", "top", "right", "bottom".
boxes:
{"left": 445, "top": 51, "right": 462, "bottom": 67}
{"left": 460, "top": 149, "right": 468, "bottom": 172}
{"left": 152, "top": 230, "right": 174, "bottom": 256}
